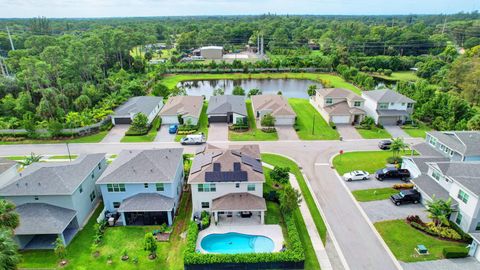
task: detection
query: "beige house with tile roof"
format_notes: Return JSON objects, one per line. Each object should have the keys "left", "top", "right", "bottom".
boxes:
{"left": 188, "top": 144, "right": 266, "bottom": 224}
{"left": 159, "top": 96, "right": 204, "bottom": 125}
{"left": 251, "top": 94, "right": 296, "bottom": 126}
{"left": 310, "top": 88, "right": 366, "bottom": 124}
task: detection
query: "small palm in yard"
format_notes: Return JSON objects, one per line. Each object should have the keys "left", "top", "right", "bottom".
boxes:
{"left": 0, "top": 229, "right": 20, "bottom": 270}
{"left": 0, "top": 199, "right": 19, "bottom": 230}
{"left": 390, "top": 137, "right": 408, "bottom": 159}
{"left": 19, "top": 152, "right": 42, "bottom": 167}
{"left": 426, "top": 196, "right": 456, "bottom": 227}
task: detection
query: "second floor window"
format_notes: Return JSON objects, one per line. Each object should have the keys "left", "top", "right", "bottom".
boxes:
{"left": 107, "top": 184, "right": 125, "bottom": 192}
{"left": 247, "top": 184, "right": 255, "bottom": 191}
{"left": 156, "top": 183, "right": 164, "bottom": 191}
{"left": 89, "top": 191, "right": 96, "bottom": 202}
{"left": 431, "top": 170, "right": 441, "bottom": 181}
{"left": 407, "top": 103, "right": 413, "bottom": 108}
{"left": 325, "top": 98, "right": 333, "bottom": 104}
{"left": 79, "top": 184, "right": 83, "bottom": 193}
{"left": 379, "top": 103, "right": 388, "bottom": 109}
{"left": 354, "top": 101, "right": 361, "bottom": 107}
{"left": 144, "top": 183, "right": 149, "bottom": 188}
{"left": 458, "top": 190, "right": 469, "bottom": 204}
{"left": 198, "top": 183, "right": 216, "bottom": 192}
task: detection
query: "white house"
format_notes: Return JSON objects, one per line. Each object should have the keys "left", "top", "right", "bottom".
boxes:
{"left": 362, "top": 89, "right": 415, "bottom": 125}
{"left": 159, "top": 96, "right": 204, "bottom": 125}
{"left": 310, "top": 88, "right": 366, "bottom": 124}
{"left": 251, "top": 94, "right": 296, "bottom": 126}
{"left": 112, "top": 96, "right": 164, "bottom": 125}
{"left": 188, "top": 144, "right": 266, "bottom": 224}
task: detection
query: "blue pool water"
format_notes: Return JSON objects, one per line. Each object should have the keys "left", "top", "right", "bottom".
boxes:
{"left": 200, "top": 232, "right": 274, "bottom": 254}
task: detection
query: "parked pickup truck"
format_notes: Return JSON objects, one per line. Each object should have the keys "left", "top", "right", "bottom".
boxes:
{"left": 390, "top": 189, "right": 421, "bottom": 206}
{"left": 375, "top": 167, "right": 410, "bottom": 181}
{"left": 180, "top": 134, "right": 206, "bottom": 145}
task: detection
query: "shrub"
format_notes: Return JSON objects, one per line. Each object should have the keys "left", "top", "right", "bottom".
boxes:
{"left": 393, "top": 183, "right": 414, "bottom": 190}
{"left": 329, "top": 121, "right": 336, "bottom": 129}
{"left": 270, "top": 166, "right": 290, "bottom": 184}
{"left": 261, "top": 114, "right": 276, "bottom": 127}
{"left": 359, "top": 116, "right": 375, "bottom": 130}
{"left": 449, "top": 222, "right": 473, "bottom": 242}
{"left": 200, "top": 211, "right": 210, "bottom": 229}
{"left": 443, "top": 247, "right": 469, "bottom": 258}
{"left": 265, "top": 190, "right": 280, "bottom": 203}
{"left": 232, "top": 86, "right": 245, "bottom": 96}
{"left": 426, "top": 223, "right": 462, "bottom": 240}
{"left": 383, "top": 69, "right": 393, "bottom": 76}
{"left": 406, "top": 215, "right": 426, "bottom": 226}
{"left": 261, "top": 127, "right": 277, "bottom": 133}
{"left": 386, "top": 156, "right": 402, "bottom": 164}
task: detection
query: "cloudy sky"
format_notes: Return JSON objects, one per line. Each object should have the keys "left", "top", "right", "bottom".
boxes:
{"left": 0, "top": 0, "right": 478, "bottom": 18}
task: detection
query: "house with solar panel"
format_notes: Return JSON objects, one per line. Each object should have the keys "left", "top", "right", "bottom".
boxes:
{"left": 96, "top": 148, "right": 184, "bottom": 226}
{"left": 188, "top": 144, "right": 266, "bottom": 224}
{"left": 0, "top": 154, "right": 106, "bottom": 249}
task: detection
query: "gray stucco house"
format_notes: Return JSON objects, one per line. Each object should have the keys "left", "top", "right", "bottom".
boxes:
{"left": 96, "top": 148, "right": 184, "bottom": 226}
{"left": 207, "top": 95, "right": 247, "bottom": 124}
{"left": 112, "top": 96, "right": 164, "bottom": 125}
{"left": 362, "top": 89, "right": 415, "bottom": 125}
{"left": 0, "top": 154, "right": 106, "bottom": 249}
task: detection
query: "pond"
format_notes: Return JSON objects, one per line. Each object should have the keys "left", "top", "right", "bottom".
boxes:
{"left": 177, "top": 78, "right": 322, "bottom": 99}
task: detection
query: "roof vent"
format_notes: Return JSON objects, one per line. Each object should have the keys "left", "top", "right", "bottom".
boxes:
{"left": 38, "top": 182, "right": 41, "bottom": 186}
{"left": 150, "top": 169, "right": 153, "bottom": 173}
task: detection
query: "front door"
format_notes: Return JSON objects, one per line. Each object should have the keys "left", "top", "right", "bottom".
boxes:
{"left": 353, "top": 115, "right": 360, "bottom": 124}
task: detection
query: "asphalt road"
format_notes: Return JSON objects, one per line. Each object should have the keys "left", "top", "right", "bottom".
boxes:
{"left": 0, "top": 137, "right": 422, "bottom": 270}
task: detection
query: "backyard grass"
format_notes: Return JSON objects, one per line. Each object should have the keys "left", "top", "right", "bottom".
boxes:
{"left": 372, "top": 71, "right": 419, "bottom": 82}
{"left": 121, "top": 117, "right": 161, "bottom": 143}
{"left": 289, "top": 98, "right": 340, "bottom": 140}
{"left": 160, "top": 72, "right": 360, "bottom": 94}
{"left": 333, "top": 150, "right": 415, "bottom": 175}
{"left": 262, "top": 154, "right": 328, "bottom": 244}
{"left": 20, "top": 192, "right": 192, "bottom": 269}
{"left": 229, "top": 100, "right": 278, "bottom": 141}
{"left": 375, "top": 219, "right": 467, "bottom": 262}
{"left": 356, "top": 127, "right": 391, "bottom": 139}
{"left": 352, "top": 187, "right": 399, "bottom": 202}
{"left": 175, "top": 102, "right": 209, "bottom": 142}
{"left": 0, "top": 131, "right": 109, "bottom": 145}
{"left": 402, "top": 125, "right": 432, "bottom": 138}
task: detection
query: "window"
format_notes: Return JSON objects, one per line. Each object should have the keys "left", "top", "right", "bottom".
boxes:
{"left": 476, "top": 222, "right": 480, "bottom": 231}
{"left": 450, "top": 150, "right": 454, "bottom": 157}
{"left": 198, "top": 184, "right": 216, "bottom": 192}
{"left": 156, "top": 183, "right": 164, "bottom": 191}
{"left": 89, "top": 191, "right": 96, "bottom": 202}
{"left": 407, "top": 103, "right": 413, "bottom": 108}
{"left": 432, "top": 170, "right": 441, "bottom": 181}
{"left": 91, "top": 172, "right": 95, "bottom": 179}
{"left": 107, "top": 184, "right": 126, "bottom": 192}
{"left": 440, "top": 144, "right": 445, "bottom": 151}
{"left": 247, "top": 184, "right": 255, "bottom": 191}
{"left": 444, "top": 147, "right": 450, "bottom": 154}
{"left": 79, "top": 184, "right": 83, "bottom": 193}
{"left": 98, "top": 163, "right": 102, "bottom": 170}
{"left": 429, "top": 137, "right": 437, "bottom": 146}
{"left": 235, "top": 183, "right": 240, "bottom": 188}
{"left": 34, "top": 196, "right": 39, "bottom": 201}
{"left": 390, "top": 102, "right": 394, "bottom": 106}
{"left": 144, "top": 183, "right": 149, "bottom": 188}
{"left": 455, "top": 212, "right": 463, "bottom": 225}
{"left": 325, "top": 98, "right": 333, "bottom": 104}
{"left": 458, "top": 190, "right": 469, "bottom": 204}
{"left": 401, "top": 103, "right": 406, "bottom": 106}
{"left": 379, "top": 103, "right": 388, "bottom": 109}
{"left": 113, "top": 202, "right": 121, "bottom": 208}
{"left": 201, "top": 202, "right": 210, "bottom": 209}
{"left": 354, "top": 101, "right": 361, "bottom": 107}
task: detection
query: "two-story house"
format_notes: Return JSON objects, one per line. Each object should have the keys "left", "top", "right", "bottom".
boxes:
{"left": 96, "top": 149, "right": 184, "bottom": 226}
{"left": 425, "top": 131, "right": 480, "bottom": 162}
{"left": 310, "top": 88, "right": 366, "bottom": 124}
{"left": 188, "top": 144, "right": 266, "bottom": 224}
{"left": 0, "top": 154, "right": 106, "bottom": 249}
{"left": 362, "top": 89, "right": 415, "bottom": 125}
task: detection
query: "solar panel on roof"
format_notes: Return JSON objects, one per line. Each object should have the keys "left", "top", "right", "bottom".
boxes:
{"left": 241, "top": 155, "right": 263, "bottom": 173}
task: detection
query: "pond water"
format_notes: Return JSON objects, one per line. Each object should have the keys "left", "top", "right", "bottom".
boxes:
{"left": 177, "top": 78, "right": 322, "bottom": 99}
{"left": 200, "top": 232, "right": 274, "bottom": 254}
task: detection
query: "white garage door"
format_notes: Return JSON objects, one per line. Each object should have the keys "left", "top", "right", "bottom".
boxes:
{"left": 331, "top": 115, "right": 350, "bottom": 124}
{"left": 161, "top": 116, "right": 179, "bottom": 125}
{"left": 275, "top": 117, "right": 295, "bottom": 126}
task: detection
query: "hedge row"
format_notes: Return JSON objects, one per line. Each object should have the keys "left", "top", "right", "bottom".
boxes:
{"left": 443, "top": 247, "right": 469, "bottom": 259}
{"left": 184, "top": 214, "right": 305, "bottom": 265}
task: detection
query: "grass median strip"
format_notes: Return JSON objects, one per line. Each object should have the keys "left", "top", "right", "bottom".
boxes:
{"left": 356, "top": 127, "right": 391, "bottom": 139}
{"left": 352, "top": 187, "right": 398, "bottom": 202}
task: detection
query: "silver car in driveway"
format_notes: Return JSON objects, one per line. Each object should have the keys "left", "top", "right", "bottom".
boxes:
{"left": 343, "top": 170, "right": 370, "bottom": 181}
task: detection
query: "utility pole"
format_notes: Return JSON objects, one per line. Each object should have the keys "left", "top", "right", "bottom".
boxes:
{"left": 441, "top": 17, "right": 447, "bottom": 35}
{"left": 261, "top": 35, "right": 264, "bottom": 56}
{"left": 66, "top": 142, "right": 72, "bottom": 162}
{"left": 6, "top": 26, "right": 15, "bottom": 51}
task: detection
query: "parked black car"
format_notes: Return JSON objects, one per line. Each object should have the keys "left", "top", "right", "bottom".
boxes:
{"left": 375, "top": 167, "right": 411, "bottom": 181}
{"left": 391, "top": 189, "right": 421, "bottom": 206}
{"left": 378, "top": 140, "right": 392, "bottom": 150}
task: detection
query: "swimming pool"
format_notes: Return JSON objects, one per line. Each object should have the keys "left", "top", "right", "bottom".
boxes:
{"left": 200, "top": 232, "right": 275, "bottom": 254}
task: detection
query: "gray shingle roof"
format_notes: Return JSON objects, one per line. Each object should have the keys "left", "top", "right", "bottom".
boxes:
{"left": 113, "top": 96, "right": 163, "bottom": 118}
{"left": 362, "top": 89, "right": 415, "bottom": 103}
{"left": 212, "top": 193, "right": 266, "bottom": 211}
{"left": 0, "top": 158, "right": 16, "bottom": 175}
{"left": 428, "top": 131, "right": 480, "bottom": 157}
{"left": 407, "top": 156, "right": 449, "bottom": 174}
{"left": 412, "top": 175, "right": 451, "bottom": 201}
{"left": 0, "top": 154, "right": 105, "bottom": 196}
{"left": 432, "top": 162, "right": 480, "bottom": 195}
{"left": 96, "top": 149, "right": 183, "bottom": 184}
{"left": 207, "top": 95, "right": 247, "bottom": 116}
{"left": 412, "top": 143, "right": 444, "bottom": 157}
{"left": 118, "top": 193, "right": 174, "bottom": 212}
{"left": 15, "top": 203, "right": 77, "bottom": 235}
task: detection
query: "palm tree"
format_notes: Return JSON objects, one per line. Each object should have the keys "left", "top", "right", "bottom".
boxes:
{"left": 426, "top": 196, "right": 456, "bottom": 227}
{"left": 19, "top": 152, "right": 42, "bottom": 167}
{"left": 0, "top": 229, "right": 21, "bottom": 270}
{"left": 390, "top": 137, "right": 408, "bottom": 158}
{"left": 0, "top": 200, "right": 19, "bottom": 230}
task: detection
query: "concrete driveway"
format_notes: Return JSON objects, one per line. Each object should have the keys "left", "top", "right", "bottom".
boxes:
{"left": 360, "top": 199, "right": 429, "bottom": 223}
{"left": 402, "top": 258, "right": 480, "bottom": 270}
{"left": 384, "top": 125, "right": 410, "bottom": 138}
{"left": 336, "top": 124, "right": 362, "bottom": 140}
{"left": 276, "top": 126, "right": 299, "bottom": 140}
{"left": 346, "top": 178, "right": 408, "bottom": 191}
{"left": 101, "top": 124, "right": 129, "bottom": 143}
{"left": 207, "top": 123, "right": 228, "bottom": 141}
{"left": 154, "top": 125, "right": 175, "bottom": 142}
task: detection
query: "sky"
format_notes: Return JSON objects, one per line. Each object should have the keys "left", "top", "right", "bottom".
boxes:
{"left": 0, "top": 0, "right": 478, "bottom": 18}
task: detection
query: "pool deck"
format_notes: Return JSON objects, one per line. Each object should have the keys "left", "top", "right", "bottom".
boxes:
{"left": 196, "top": 224, "right": 284, "bottom": 253}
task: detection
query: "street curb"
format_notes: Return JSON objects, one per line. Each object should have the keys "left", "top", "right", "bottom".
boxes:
{"left": 329, "top": 153, "right": 404, "bottom": 270}
{"left": 263, "top": 152, "right": 350, "bottom": 270}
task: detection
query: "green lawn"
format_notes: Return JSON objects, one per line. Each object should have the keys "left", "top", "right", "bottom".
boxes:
{"left": 352, "top": 187, "right": 399, "bottom": 202}
{"left": 402, "top": 125, "right": 432, "bottom": 138}
{"left": 175, "top": 102, "right": 209, "bottom": 142}
{"left": 121, "top": 117, "right": 161, "bottom": 143}
{"left": 160, "top": 72, "right": 360, "bottom": 94}
{"left": 372, "top": 71, "right": 419, "bottom": 82}
{"left": 0, "top": 131, "right": 109, "bottom": 145}
{"left": 229, "top": 100, "right": 278, "bottom": 141}
{"left": 375, "top": 219, "right": 467, "bottom": 262}
{"left": 262, "top": 154, "right": 328, "bottom": 244}
{"left": 20, "top": 192, "right": 192, "bottom": 269}
{"left": 356, "top": 127, "right": 391, "bottom": 139}
{"left": 289, "top": 98, "right": 339, "bottom": 140}
{"left": 333, "top": 150, "right": 415, "bottom": 175}
{"left": 49, "top": 155, "right": 79, "bottom": 160}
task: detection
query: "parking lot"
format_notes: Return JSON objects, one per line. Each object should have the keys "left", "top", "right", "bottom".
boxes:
{"left": 345, "top": 177, "right": 408, "bottom": 191}
{"left": 360, "top": 199, "right": 429, "bottom": 222}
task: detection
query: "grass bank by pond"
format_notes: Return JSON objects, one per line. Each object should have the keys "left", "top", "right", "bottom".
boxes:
{"left": 160, "top": 72, "right": 361, "bottom": 94}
